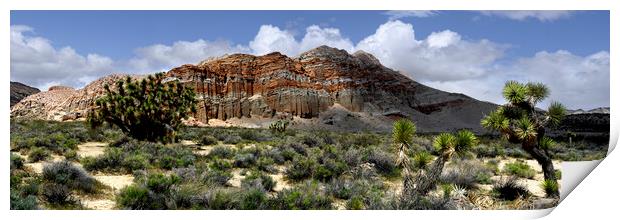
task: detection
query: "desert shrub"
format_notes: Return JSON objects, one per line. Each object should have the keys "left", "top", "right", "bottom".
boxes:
{"left": 233, "top": 153, "right": 257, "bottom": 168}
{"left": 485, "top": 159, "right": 500, "bottom": 175}
{"left": 223, "top": 135, "right": 242, "bottom": 144}
{"left": 257, "top": 156, "right": 277, "bottom": 173}
{"left": 117, "top": 185, "right": 151, "bottom": 209}
{"left": 264, "top": 148, "right": 285, "bottom": 165}
{"left": 347, "top": 196, "right": 364, "bottom": 210}
{"left": 208, "top": 146, "right": 236, "bottom": 159}
{"left": 269, "top": 181, "right": 332, "bottom": 209}
{"left": 81, "top": 148, "right": 124, "bottom": 172}
{"left": 10, "top": 153, "right": 24, "bottom": 170}
{"left": 42, "top": 161, "right": 98, "bottom": 193}
{"left": 367, "top": 150, "right": 398, "bottom": 177}
{"left": 42, "top": 183, "right": 74, "bottom": 205}
{"left": 64, "top": 150, "right": 78, "bottom": 161}
{"left": 492, "top": 178, "right": 530, "bottom": 201}
{"left": 285, "top": 156, "right": 317, "bottom": 181}
{"left": 242, "top": 171, "right": 276, "bottom": 191}
{"left": 28, "top": 147, "right": 50, "bottom": 162}
{"left": 239, "top": 188, "right": 268, "bottom": 209}
{"left": 198, "top": 135, "right": 218, "bottom": 146}
{"left": 555, "top": 169, "right": 562, "bottom": 179}
{"left": 203, "top": 169, "right": 233, "bottom": 186}
{"left": 210, "top": 158, "right": 233, "bottom": 171}
{"left": 314, "top": 158, "right": 346, "bottom": 182}
{"left": 10, "top": 191, "right": 39, "bottom": 210}
{"left": 146, "top": 173, "right": 180, "bottom": 193}
{"left": 343, "top": 148, "right": 362, "bottom": 167}
{"left": 503, "top": 161, "right": 536, "bottom": 179}
{"left": 441, "top": 159, "right": 494, "bottom": 188}
{"left": 122, "top": 154, "right": 149, "bottom": 171}
{"left": 541, "top": 179, "right": 559, "bottom": 198}
{"left": 202, "top": 188, "right": 239, "bottom": 209}
{"left": 473, "top": 143, "right": 506, "bottom": 158}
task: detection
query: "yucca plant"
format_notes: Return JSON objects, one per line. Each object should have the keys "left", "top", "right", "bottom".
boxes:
{"left": 540, "top": 179, "right": 559, "bottom": 198}
{"left": 481, "top": 81, "right": 565, "bottom": 197}
{"left": 87, "top": 73, "right": 197, "bottom": 143}
{"left": 269, "top": 120, "right": 290, "bottom": 133}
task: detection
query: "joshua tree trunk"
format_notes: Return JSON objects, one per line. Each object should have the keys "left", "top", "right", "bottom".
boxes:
{"left": 523, "top": 142, "right": 559, "bottom": 197}
{"left": 411, "top": 154, "right": 448, "bottom": 196}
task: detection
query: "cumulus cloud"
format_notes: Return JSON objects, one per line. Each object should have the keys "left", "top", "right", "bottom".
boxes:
{"left": 479, "top": 11, "right": 573, "bottom": 21}
{"left": 356, "top": 20, "right": 507, "bottom": 81}
{"left": 129, "top": 40, "right": 249, "bottom": 73}
{"left": 10, "top": 25, "right": 115, "bottom": 90}
{"left": 11, "top": 20, "right": 608, "bottom": 109}
{"left": 385, "top": 10, "right": 438, "bottom": 19}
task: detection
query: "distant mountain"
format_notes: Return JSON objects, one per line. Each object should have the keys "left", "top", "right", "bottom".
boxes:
{"left": 10, "top": 81, "right": 40, "bottom": 107}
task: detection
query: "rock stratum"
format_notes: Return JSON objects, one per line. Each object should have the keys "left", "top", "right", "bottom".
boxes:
{"left": 11, "top": 45, "right": 607, "bottom": 134}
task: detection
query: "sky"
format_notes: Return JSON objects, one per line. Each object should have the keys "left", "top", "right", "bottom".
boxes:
{"left": 10, "top": 10, "right": 610, "bottom": 109}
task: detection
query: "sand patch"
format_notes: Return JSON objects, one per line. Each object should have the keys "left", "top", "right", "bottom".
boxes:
{"left": 77, "top": 142, "right": 108, "bottom": 158}
{"left": 229, "top": 169, "right": 244, "bottom": 187}
{"left": 94, "top": 175, "right": 134, "bottom": 191}
{"left": 80, "top": 198, "right": 116, "bottom": 210}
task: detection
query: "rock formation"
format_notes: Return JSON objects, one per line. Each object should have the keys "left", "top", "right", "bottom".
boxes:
{"left": 165, "top": 46, "right": 499, "bottom": 132}
{"left": 11, "top": 46, "right": 502, "bottom": 132}
{"left": 10, "top": 81, "right": 40, "bottom": 107}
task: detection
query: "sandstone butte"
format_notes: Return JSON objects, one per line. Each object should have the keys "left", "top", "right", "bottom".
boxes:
{"left": 10, "top": 45, "right": 500, "bottom": 133}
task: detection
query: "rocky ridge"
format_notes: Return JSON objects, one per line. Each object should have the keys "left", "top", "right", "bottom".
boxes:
{"left": 10, "top": 81, "right": 40, "bottom": 107}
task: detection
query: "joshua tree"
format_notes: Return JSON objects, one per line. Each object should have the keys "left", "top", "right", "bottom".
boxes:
{"left": 392, "top": 119, "right": 416, "bottom": 193}
{"left": 411, "top": 130, "right": 477, "bottom": 196}
{"left": 481, "top": 81, "right": 565, "bottom": 197}
{"left": 269, "top": 120, "right": 290, "bottom": 133}
{"left": 87, "top": 73, "right": 197, "bottom": 143}
{"left": 391, "top": 119, "right": 477, "bottom": 200}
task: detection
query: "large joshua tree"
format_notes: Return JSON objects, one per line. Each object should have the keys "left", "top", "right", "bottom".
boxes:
{"left": 87, "top": 73, "right": 197, "bottom": 143}
{"left": 481, "top": 81, "right": 566, "bottom": 197}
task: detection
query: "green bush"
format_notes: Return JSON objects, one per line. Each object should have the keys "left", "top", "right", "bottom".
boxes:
{"left": 64, "top": 150, "right": 78, "bottom": 161}
{"left": 208, "top": 146, "right": 236, "bottom": 159}
{"left": 10, "top": 153, "right": 24, "bottom": 170}
{"left": 555, "top": 169, "right": 562, "bottom": 180}
{"left": 10, "top": 191, "right": 39, "bottom": 210}
{"left": 122, "top": 154, "right": 149, "bottom": 171}
{"left": 285, "top": 156, "right": 316, "bottom": 181}
{"left": 117, "top": 185, "right": 151, "bottom": 209}
{"left": 314, "top": 159, "right": 346, "bottom": 182}
{"left": 441, "top": 159, "right": 494, "bottom": 188}
{"left": 240, "top": 188, "right": 268, "bottom": 209}
{"left": 367, "top": 150, "right": 398, "bottom": 177}
{"left": 146, "top": 173, "right": 180, "bottom": 193}
{"left": 28, "top": 147, "right": 50, "bottom": 162}
{"left": 41, "top": 183, "right": 75, "bottom": 205}
{"left": 42, "top": 160, "right": 99, "bottom": 193}
{"left": 269, "top": 181, "right": 332, "bottom": 209}
{"left": 210, "top": 158, "right": 233, "bottom": 171}
{"left": 503, "top": 161, "right": 536, "bottom": 179}
{"left": 198, "top": 135, "right": 219, "bottom": 146}
{"left": 233, "top": 153, "right": 257, "bottom": 168}
{"left": 242, "top": 171, "right": 276, "bottom": 191}
{"left": 347, "top": 196, "right": 364, "bottom": 210}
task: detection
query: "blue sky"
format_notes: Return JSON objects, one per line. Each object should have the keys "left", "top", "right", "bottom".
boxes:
{"left": 10, "top": 10, "right": 610, "bottom": 109}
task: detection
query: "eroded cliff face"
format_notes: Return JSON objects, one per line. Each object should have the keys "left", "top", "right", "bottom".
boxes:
{"left": 11, "top": 46, "right": 500, "bottom": 132}
{"left": 165, "top": 46, "right": 499, "bottom": 132}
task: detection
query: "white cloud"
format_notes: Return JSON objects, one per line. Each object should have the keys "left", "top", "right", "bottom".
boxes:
{"left": 356, "top": 20, "right": 507, "bottom": 81}
{"left": 249, "top": 25, "right": 298, "bottom": 56}
{"left": 479, "top": 11, "right": 573, "bottom": 21}
{"left": 299, "top": 25, "right": 355, "bottom": 53}
{"left": 10, "top": 25, "right": 114, "bottom": 90}
{"left": 128, "top": 40, "right": 249, "bottom": 73}
{"left": 385, "top": 10, "right": 438, "bottom": 20}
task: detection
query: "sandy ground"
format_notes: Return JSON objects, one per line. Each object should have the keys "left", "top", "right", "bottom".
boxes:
{"left": 229, "top": 169, "right": 244, "bottom": 187}
{"left": 94, "top": 175, "right": 134, "bottom": 191}
{"left": 77, "top": 142, "right": 108, "bottom": 158}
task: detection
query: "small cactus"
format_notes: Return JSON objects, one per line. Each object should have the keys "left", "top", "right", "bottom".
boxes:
{"left": 269, "top": 120, "right": 289, "bottom": 133}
